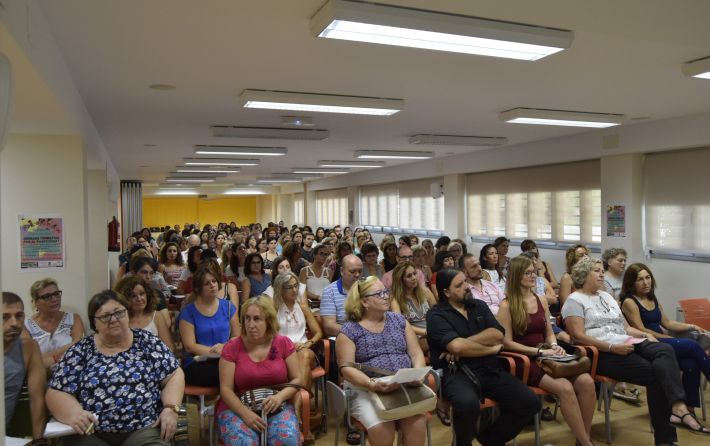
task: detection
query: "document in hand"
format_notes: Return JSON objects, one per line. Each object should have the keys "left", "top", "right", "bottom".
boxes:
{"left": 194, "top": 352, "right": 221, "bottom": 362}
{"left": 543, "top": 354, "right": 578, "bottom": 362}
{"left": 376, "top": 366, "right": 432, "bottom": 384}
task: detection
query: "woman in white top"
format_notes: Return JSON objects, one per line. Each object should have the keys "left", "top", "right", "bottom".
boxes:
{"left": 25, "top": 278, "right": 85, "bottom": 368}
{"left": 114, "top": 275, "right": 174, "bottom": 351}
{"left": 263, "top": 256, "right": 307, "bottom": 302}
{"left": 299, "top": 243, "right": 332, "bottom": 310}
{"left": 272, "top": 272, "right": 322, "bottom": 398}
{"left": 602, "top": 247, "right": 627, "bottom": 301}
{"left": 480, "top": 244, "right": 506, "bottom": 293}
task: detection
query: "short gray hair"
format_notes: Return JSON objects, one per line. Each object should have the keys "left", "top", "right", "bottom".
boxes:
{"left": 601, "top": 248, "right": 627, "bottom": 269}
{"left": 571, "top": 256, "right": 602, "bottom": 288}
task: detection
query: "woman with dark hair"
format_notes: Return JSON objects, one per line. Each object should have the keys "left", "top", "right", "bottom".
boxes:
{"left": 314, "top": 227, "right": 326, "bottom": 243}
{"left": 159, "top": 242, "right": 185, "bottom": 287}
{"left": 520, "top": 239, "right": 558, "bottom": 289}
{"left": 177, "top": 245, "right": 202, "bottom": 294}
{"left": 428, "top": 250, "right": 455, "bottom": 301}
{"left": 199, "top": 230, "right": 211, "bottom": 250}
{"left": 360, "top": 242, "right": 383, "bottom": 279}
{"left": 262, "top": 237, "right": 279, "bottom": 272}
{"left": 379, "top": 240, "right": 398, "bottom": 273}
{"left": 329, "top": 239, "right": 353, "bottom": 282}
{"left": 621, "top": 262, "right": 710, "bottom": 423}
{"left": 282, "top": 241, "right": 308, "bottom": 276}
{"left": 480, "top": 244, "right": 505, "bottom": 294}
{"left": 246, "top": 234, "right": 259, "bottom": 254}
{"left": 299, "top": 243, "right": 332, "bottom": 309}
{"left": 179, "top": 265, "right": 239, "bottom": 386}
{"left": 434, "top": 236, "right": 450, "bottom": 253}
{"left": 114, "top": 276, "right": 174, "bottom": 351}
{"left": 226, "top": 241, "right": 247, "bottom": 284}
{"left": 493, "top": 237, "right": 511, "bottom": 279}
{"left": 242, "top": 252, "right": 271, "bottom": 299}
{"left": 398, "top": 235, "right": 412, "bottom": 248}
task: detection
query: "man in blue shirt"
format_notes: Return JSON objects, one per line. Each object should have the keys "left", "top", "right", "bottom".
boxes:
{"left": 320, "top": 254, "right": 362, "bottom": 337}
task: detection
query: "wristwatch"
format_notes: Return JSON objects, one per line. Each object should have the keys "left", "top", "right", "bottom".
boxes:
{"left": 165, "top": 404, "right": 180, "bottom": 414}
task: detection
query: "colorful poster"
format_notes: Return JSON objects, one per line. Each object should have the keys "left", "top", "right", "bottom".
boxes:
{"left": 18, "top": 215, "right": 65, "bottom": 270}
{"left": 606, "top": 205, "right": 626, "bottom": 237}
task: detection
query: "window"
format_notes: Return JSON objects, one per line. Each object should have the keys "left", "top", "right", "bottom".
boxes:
{"left": 466, "top": 160, "right": 600, "bottom": 244}
{"left": 316, "top": 188, "right": 348, "bottom": 227}
{"left": 399, "top": 179, "right": 445, "bottom": 230}
{"left": 360, "top": 184, "right": 399, "bottom": 227}
{"left": 645, "top": 147, "right": 710, "bottom": 253}
{"left": 293, "top": 193, "right": 304, "bottom": 225}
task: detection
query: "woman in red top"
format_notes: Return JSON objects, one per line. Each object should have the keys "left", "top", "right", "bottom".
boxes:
{"left": 217, "top": 296, "right": 302, "bottom": 446}
{"left": 497, "top": 256, "right": 596, "bottom": 446}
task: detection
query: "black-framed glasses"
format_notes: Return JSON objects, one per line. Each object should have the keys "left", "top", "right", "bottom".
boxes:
{"left": 37, "top": 290, "right": 63, "bottom": 301}
{"left": 94, "top": 308, "right": 128, "bottom": 324}
{"left": 363, "top": 289, "right": 390, "bottom": 300}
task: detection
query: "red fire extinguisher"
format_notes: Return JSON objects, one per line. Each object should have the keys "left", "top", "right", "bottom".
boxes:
{"left": 108, "top": 216, "right": 120, "bottom": 251}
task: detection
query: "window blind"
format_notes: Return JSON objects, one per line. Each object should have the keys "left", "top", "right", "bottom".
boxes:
{"left": 399, "top": 178, "right": 445, "bottom": 230}
{"left": 360, "top": 183, "right": 399, "bottom": 227}
{"left": 316, "top": 188, "right": 348, "bottom": 228}
{"left": 293, "top": 193, "right": 304, "bottom": 225}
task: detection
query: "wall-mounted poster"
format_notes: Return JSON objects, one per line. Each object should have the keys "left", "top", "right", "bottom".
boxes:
{"left": 606, "top": 205, "right": 626, "bottom": 237}
{"left": 18, "top": 215, "right": 65, "bottom": 270}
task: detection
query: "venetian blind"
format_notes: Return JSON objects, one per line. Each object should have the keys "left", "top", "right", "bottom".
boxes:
{"left": 315, "top": 188, "right": 348, "bottom": 227}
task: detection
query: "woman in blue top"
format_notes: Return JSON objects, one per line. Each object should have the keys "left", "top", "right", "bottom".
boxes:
{"left": 241, "top": 252, "right": 272, "bottom": 300}
{"left": 179, "top": 265, "right": 239, "bottom": 387}
{"left": 336, "top": 276, "right": 428, "bottom": 446}
{"left": 621, "top": 262, "right": 710, "bottom": 429}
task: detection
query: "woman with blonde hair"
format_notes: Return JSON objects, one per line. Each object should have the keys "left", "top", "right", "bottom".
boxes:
{"left": 497, "top": 257, "right": 595, "bottom": 446}
{"left": 336, "top": 276, "right": 428, "bottom": 446}
{"left": 390, "top": 262, "right": 436, "bottom": 353}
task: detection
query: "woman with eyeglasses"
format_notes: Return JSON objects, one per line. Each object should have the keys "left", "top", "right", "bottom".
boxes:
{"left": 25, "top": 278, "right": 85, "bottom": 369}
{"left": 497, "top": 257, "right": 595, "bottom": 446}
{"left": 337, "top": 276, "right": 428, "bottom": 446}
{"left": 562, "top": 256, "right": 710, "bottom": 441}
{"left": 360, "top": 242, "right": 384, "bottom": 280}
{"left": 299, "top": 243, "right": 332, "bottom": 311}
{"left": 520, "top": 239, "right": 559, "bottom": 290}
{"left": 47, "top": 290, "right": 184, "bottom": 445}
{"left": 114, "top": 276, "right": 174, "bottom": 351}
{"left": 242, "top": 252, "right": 272, "bottom": 299}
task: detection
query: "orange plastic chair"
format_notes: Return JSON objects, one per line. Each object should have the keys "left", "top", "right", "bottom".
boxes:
{"left": 184, "top": 385, "right": 220, "bottom": 445}
{"left": 577, "top": 345, "right": 617, "bottom": 444}
{"left": 678, "top": 298, "right": 710, "bottom": 330}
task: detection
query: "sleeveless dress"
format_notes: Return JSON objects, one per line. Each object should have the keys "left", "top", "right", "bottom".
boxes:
{"left": 512, "top": 296, "right": 547, "bottom": 386}
{"left": 24, "top": 312, "right": 75, "bottom": 354}
{"left": 304, "top": 265, "right": 330, "bottom": 297}
{"left": 139, "top": 311, "right": 158, "bottom": 336}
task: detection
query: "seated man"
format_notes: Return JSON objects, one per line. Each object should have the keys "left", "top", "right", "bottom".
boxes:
{"left": 4, "top": 291, "right": 47, "bottom": 443}
{"left": 320, "top": 254, "right": 362, "bottom": 337}
{"left": 427, "top": 269, "right": 540, "bottom": 446}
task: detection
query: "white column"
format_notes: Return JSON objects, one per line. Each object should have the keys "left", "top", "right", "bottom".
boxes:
{"left": 443, "top": 174, "right": 466, "bottom": 239}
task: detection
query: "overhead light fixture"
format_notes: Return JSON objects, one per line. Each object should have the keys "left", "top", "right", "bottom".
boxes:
{"left": 184, "top": 157, "right": 260, "bottom": 166}
{"left": 165, "top": 178, "right": 215, "bottom": 183}
{"left": 409, "top": 134, "right": 508, "bottom": 146}
{"left": 211, "top": 125, "right": 330, "bottom": 140}
{"left": 257, "top": 177, "right": 302, "bottom": 183}
{"left": 682, "top": 56, "right": 710, "bottom": 79}
{"left": 225, "top": 189, "right": 267, "bottom": 195}
{"left": 194, "top": 145, "right": 287, "bottom": 156}
{"left": 354, "top": 150, "right": 434, "bottom": 160}
{"left": 281, "top": 116, "right": 314, "bottom": 127}
{"left": 168, "top": 172, "right": 227, "bottom": 178}
{"left": 311, "top": 0, "right": 573, "bottom": 61}
{"left": 156, "top": 189, "right": 198, "bottom": 196}
{"left": 499, "top": 108, "right": 625, "bottom": 128}
{"left": 318, "top": 160, "right": 385, "bottom": 168}
{"left": 176, "top": 167, "right": 241, "bottom": 174}
{"left": 240, "top": 89, "right": 404, "bottom": 116}
{"left": 273, "top": 173, "right": 323, "bottom": 179}
{"left": 292, "top": 167, "right": 350, "bottom": 174}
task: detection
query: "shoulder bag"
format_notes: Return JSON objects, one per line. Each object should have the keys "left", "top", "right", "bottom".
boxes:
{"left": 535, "top": 343, "right": 590, "bottom": 379}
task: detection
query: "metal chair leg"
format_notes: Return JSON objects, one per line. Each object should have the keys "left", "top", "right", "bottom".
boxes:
{"left": 701, "top": 375, "right": 707, "bottom": 421}
{"left": 603, "top": 383, "right": 612, "bottom": 444}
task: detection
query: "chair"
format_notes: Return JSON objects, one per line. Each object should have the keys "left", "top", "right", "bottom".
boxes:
{"left": 577, "top": 345, "right": 617, "bottom": 444}
{"left": 677, "top": 298, "right": 709, "bottom": 420}
{"left": 184, "top": 384, "right": 220, "bottom": 446}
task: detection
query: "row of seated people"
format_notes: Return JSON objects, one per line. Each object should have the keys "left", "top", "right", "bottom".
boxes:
{"left": 6, "top": 221, "right": 710, "bottom": 445}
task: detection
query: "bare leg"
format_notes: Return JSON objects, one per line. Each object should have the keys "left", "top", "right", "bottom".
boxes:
{"left": 572, "top": 373, "right": 596, "bottom": 436}
{"left": 538, "top": 374, "right": 593, "bottom": 446}
{"left": 398, "top": 414, "right": 427, "bottom": 446}
{"left": 366, "top": 421, "right": 396, "bottom": 446}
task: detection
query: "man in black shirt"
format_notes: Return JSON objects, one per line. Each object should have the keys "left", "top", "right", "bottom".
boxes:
{"left": 427, "top": 269, "right": 540, "bottom": 446}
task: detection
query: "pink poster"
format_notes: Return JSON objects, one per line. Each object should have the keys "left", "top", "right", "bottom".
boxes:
{"left": 18, "top": 215, "right": 65, "bottom": 270}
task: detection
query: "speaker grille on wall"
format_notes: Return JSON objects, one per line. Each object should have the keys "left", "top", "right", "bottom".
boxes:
{"left": 430, "top": 182, "right": 444, "bottom": 199}
{"left": 0, "top": 52, "right": 13, "bottom": 151}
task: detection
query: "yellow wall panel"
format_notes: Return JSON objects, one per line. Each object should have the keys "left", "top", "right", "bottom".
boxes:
{"left": 143, "top": 197, "right": 257, "bottom": 228}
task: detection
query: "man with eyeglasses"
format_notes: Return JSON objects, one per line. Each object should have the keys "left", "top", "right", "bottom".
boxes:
{"left": 380, "top": 245, "right": 427, "bottom": 290}
{"left": 320, "top": 254, "right": 362, "bottom": 337}
{"left": 3, "top": 291, "right": 48, "bottom": 444}
{"left": 460, "top": 254, "right": 505, "bottom": 316}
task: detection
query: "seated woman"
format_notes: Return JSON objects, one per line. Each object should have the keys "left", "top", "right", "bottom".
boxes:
{"left": 179, "top": 265, "right": 240, "bottom": 387}
{"left": 114, "top": 276, "right": 174, "bottom": 351}
{"left": 272, "top": 272, "right": 322, "bottom": 400}
{"left": 412, "top": 244, "right": 432, "bottom": 287}
{"left": 421, "top": 239, "right": 435, "bottom": 268}
{"left": 176, "top": 245, "right": 202, "bottom": 295}
{"left": 225, "top": 240, "right": 248, "bottom": 285}
{"left": 328, "top": 240, "right": 354, "bottom": 282}
{"left": 262, "top": 237, "right": 279, "bottom": 272}
{"left": 242, "top": 252, "right": 272, "bottom": 299}
{"left": 360, "top": 242, "right": 384, "bottom": 279}
{"left": 518, "top": 251, "right": 557, "bottom": 306}
{"left": 282, "top": 241, "right": 309, "bottom": 277}
{"left": 159, "top": 242, "right": 185, "bottom": 287}
{"left": 46, "top": 290, "right": 184, "bottom": 446}
{"left": 200, "top": 256, "right": 239, "bottom": 309}
{"left": 263, "top": 256, "right": 307, "bottom": 301}
{"left": 497, "top": 257, "right": 595, "bottom": 446}
{"left": 336, "top": 276, "right": 428, "bottom": 446}
{"left": 602, "top": 247, "right": 627, "bottom": 301}
{"left": 520, "top": 239, "right": 558, "bottom": 289}
{"left": 246, "top": 234, "right": 259, "bottom": 255}
{"left": 428, "top": 250, "right": 455, "bottom": 301}
{"left": 621, "top": 262, "right": 710, "bottom": 423}
{"left": 299, "top": 243, "right": 332, "bottom": 310}
{"left": 493, "top": 237, "right": 511, "bottom": 279}
{"left": 379, "top": 240, "right": 398, "bottom": 273}
{"left": 446, "top": 242, "right": 464, "bottom": 269}
{"left": 558, "top": 244, "right": 588, "bottom": 307}
{"left": 480, "top": 244, "right": 506, "bottom": 294}
{"left": 562, "top": 256, "right": 710, "bottom": 442}
{"left": 25, "top": 278, "right": 85, "bottom": 368}
{"left": 389, "top": 262, "right": 436, "bottom": 354}
{"left": 216, "top": 296, "right": 302, "bottom": 446}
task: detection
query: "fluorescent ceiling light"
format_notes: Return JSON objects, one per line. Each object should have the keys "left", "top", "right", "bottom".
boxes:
{"left": 257, "top": 178, "right": 302, "bottom": 183}
{"left": 240, "top": 89, "right": 403, "bottom": 116}
{"left": 355, "top": 150, "right": 434, "bottom": 160}
{"left": 211, "top": 126, "right": 329, "bottom": 140}
{"left": 292, "top": 167, "right": 350, "bottom": 174}
{"left": 318, "top": 160, "right": 385, "bottom": 168}
{"left": 409, "top": 134, "right": 508, "bottom": 146}
{"left": 184, "top": 157, "right": 260, "bottom": 166}
{"left": 194, "top": 145, "right": 287, "bottom": 156}
{"left": 165, "top": 178, "right": 215, "bottom": 183}
{"left": 169, "top": 172, "right": 227, "bottom": 178}
{"left": 499, "top": 108, "right": 625, "bottom": 128}
{"left": 176, "top": 167, "right": 241, "bottom": 174}
{"left": 682, "top": 56, "right": 710, "bottom": 79}
{"left": 156, "top": 190, "right": 198, "bottom": 196}
{"left": 273, "top": 173, "right": 323, "bottom": 179}
{"left": 311, "top": 0, "right": 573, "bottom": 61}
{"left": 225, "top": 189, "right": 266, "bottom": 195}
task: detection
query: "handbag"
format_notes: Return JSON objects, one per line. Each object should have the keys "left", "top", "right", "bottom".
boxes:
{"left": 535, "top": 344, "right": 591, "bottom": 379}
{"left": 238, "top": 383, "right": 309, "bottom": 446}
{"left": 340, "top": 362, "right": 437, "bottom": 421}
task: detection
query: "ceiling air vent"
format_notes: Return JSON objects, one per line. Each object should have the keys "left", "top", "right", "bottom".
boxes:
{"left": 198, "top": 194, "right": 208, "bottom": 198}
{"left": 211, "top": 126, "right": 329, "bottom": 141}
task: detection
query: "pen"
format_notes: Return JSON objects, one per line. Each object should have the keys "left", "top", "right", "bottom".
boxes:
{"left": 85, "top": 421, "right": 94, "bottom": 435}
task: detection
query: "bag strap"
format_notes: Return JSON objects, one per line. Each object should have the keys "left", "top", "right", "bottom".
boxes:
{"left": 339, "top": 362, "right": 394, "bottom": 376}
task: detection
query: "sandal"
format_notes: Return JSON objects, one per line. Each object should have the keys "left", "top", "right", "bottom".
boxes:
{"left": 346, "top": 429, "right": 362, "bottom": 445}
{"left": 436, "top": 405, "right": 452, "bottom": 426}
{"left": 671, "top": 412, "right": 710, "bottom": 435}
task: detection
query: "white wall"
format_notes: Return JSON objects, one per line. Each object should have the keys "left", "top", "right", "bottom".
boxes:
{"left": 86, "top": 169, "right": 110, "bottom": 297}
